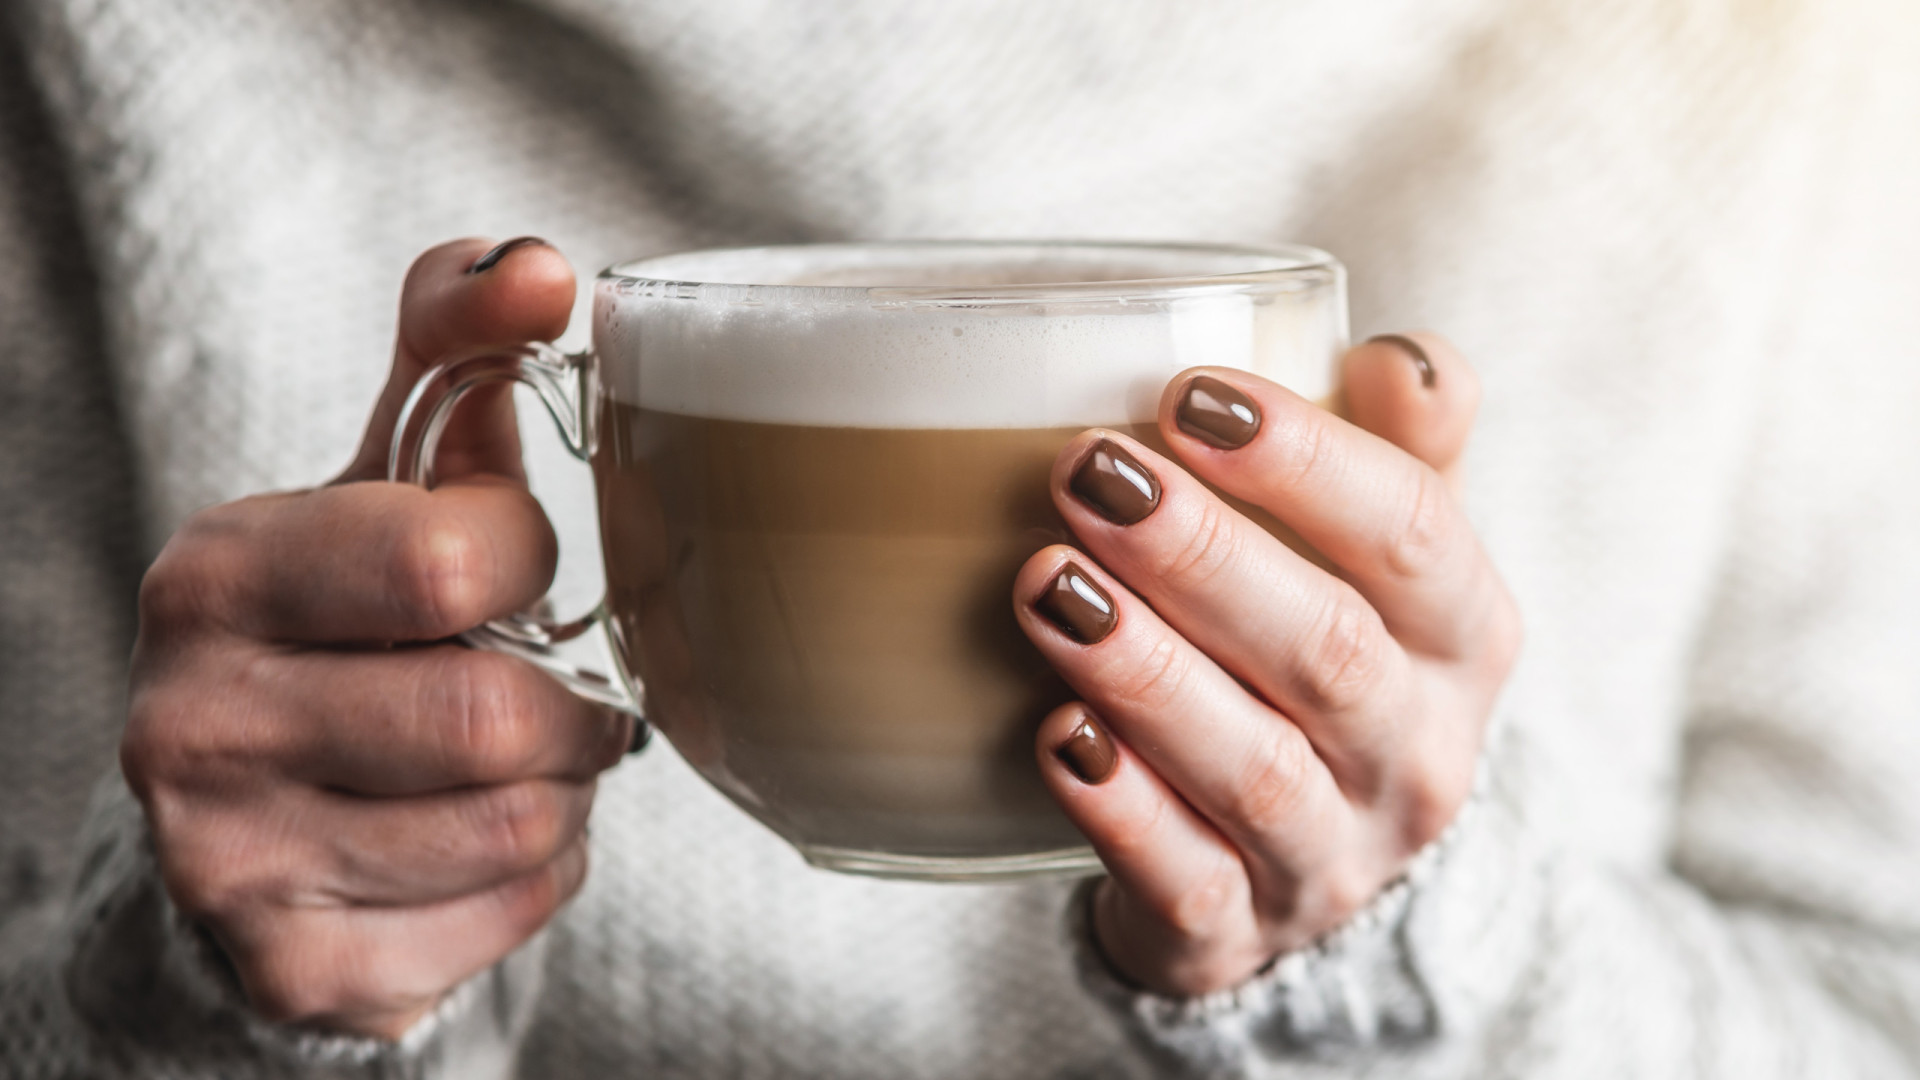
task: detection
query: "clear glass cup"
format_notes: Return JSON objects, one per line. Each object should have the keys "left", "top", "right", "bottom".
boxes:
{"left": 391, "top": 241, "right": 1347, "bottom": 880}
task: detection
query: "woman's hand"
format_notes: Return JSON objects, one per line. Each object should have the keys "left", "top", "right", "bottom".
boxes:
{"left": 121, "top": 238, "right": 630, "bottom": 1039}
{"left": 1019, "top": 334, "right": 1520, "bottom": 996}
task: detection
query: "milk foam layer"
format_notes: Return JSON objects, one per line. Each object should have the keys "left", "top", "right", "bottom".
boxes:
{"left": 593, "top": 244, "right": 1347, "bottom": 429}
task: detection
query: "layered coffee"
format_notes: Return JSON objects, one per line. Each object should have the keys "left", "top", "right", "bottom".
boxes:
{"left": 597, "top": 410, "right": 1114, "bottom": 856}
{"left": 586, "top": 242, "right": 1346, "bottom": 872}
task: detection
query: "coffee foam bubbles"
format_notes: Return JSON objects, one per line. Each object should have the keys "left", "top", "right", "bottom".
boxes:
{"left": 593, "top": 250, "right": 1346, "bottom": 429}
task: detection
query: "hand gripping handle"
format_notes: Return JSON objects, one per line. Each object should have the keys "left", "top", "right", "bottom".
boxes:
{"left": 388, "top": 342, "right": 648, "bottom": 744}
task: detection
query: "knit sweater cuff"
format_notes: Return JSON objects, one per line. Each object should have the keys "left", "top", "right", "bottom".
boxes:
{"left": 1068, "top": 741, "right": 1546, "bottom": 1071}
{"left": 61, "top": 771, "right": 546, "bottom": 1078}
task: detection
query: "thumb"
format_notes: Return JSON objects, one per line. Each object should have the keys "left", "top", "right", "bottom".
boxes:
{"left": 1338, "top": 331, "right": 1479, "bottom": 493}
{"left": 335, "top": 236, "right": 577, "bottom": 484}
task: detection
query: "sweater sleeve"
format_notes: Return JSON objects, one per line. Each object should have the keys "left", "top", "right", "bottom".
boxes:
{"left": 0, "top": 11, "right": 548, "bottom": 1076}
{"left": 1071, "top": 19, "right": 1920, "bottom": 1077}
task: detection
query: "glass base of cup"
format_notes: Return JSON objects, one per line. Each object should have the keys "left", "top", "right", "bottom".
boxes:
{"left": 798, "top": 843, "right": 1104, "bottom": 882}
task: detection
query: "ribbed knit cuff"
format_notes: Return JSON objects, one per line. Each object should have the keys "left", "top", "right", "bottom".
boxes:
{"left": 1067, "top": 725, "right": 1549, "bottom": 1075}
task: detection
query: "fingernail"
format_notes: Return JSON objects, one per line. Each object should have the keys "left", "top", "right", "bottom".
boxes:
{"left": 1054, "top": 708, "right": 1117, "bottom": 785}
{"left": 1069, "top": 438, "right": 1160, "bottom": 525}
{"left": 1176, "top": 375, "right": 1262, "bottom": 449}
{"left": 467, "top": 236, "right": 550, "bottom": 274}
{"left": 1367, "top": 334, "right": 1436, "bottom": 388}
{"left": 1035, "top": 562, "right": 1117, "bottom": 644}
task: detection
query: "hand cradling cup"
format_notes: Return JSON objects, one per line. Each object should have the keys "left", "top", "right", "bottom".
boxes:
{"left": 391, "top": 241, "right": 1347, "bottom": 880}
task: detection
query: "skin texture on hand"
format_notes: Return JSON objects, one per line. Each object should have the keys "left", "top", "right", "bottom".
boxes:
{"left": 122, "top": 238, "right": 631, "bottom": 1039}
{"left": 1020, "top": 334, "right": 1519, "bottom": 997}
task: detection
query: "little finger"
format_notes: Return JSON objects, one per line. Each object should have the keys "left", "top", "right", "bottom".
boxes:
{"left": 220, "top": 834, "right": 588, "bottom": 1038}
{"left": 1035, "top": 702, "right": 1268, "bottom": 995}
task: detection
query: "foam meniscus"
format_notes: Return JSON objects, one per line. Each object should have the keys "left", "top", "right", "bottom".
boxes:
{"left": 591, "top": 242, "right": 1347, "bottom": 429}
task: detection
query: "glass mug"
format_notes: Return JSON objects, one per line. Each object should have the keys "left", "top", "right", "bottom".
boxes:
{"left": 390, "top": 241, "right": 1347, "bottom": 880}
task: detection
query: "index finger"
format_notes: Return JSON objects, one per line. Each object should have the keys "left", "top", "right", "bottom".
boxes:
{"left": 144, "top": 477, "right": 556, "bottom": 646}
{"left": 1158, "top": 367, "right": 1513, "bottom": 661}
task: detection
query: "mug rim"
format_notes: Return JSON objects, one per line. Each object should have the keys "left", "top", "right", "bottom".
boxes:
{"left": 597, "top": 239, "right": 1339, "bottom": 306}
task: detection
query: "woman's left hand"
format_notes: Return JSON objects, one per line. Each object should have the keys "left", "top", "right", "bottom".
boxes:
{"left": 1019, "top": 333, "right": 1520, "bottom": 996}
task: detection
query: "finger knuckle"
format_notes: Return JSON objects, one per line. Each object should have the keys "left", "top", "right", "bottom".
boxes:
{"left": 1381, "top": 467, "right": 1456, "bottom": 581}
{"left": 122, "top": 648, "right": 278, "bottom": 798}
{"left": 1274, "top": 411, "right": 1342, "bottom": 492}
{"left": 158, "top": 840, "right": 258, "bottom": 923}
{"left": 121, "top": 690, "right": 217, "bottom": 799}
{"left": 1396, "top": 762, "right": 1473, "bottom": 851}
{"left": 242, "top": 938, "right": 347, "bottom": 1024}
{"left": 119, "top": 689, "right": 184, "bottom": 798}
{"left": 1153, "top": 501, "right": 1242, "bottom": 592}
{"left": 1157, "top": 860, "right": 1248, "bottom": 941}
{"left": 1103, "top": 636, "right": 1191, "bottom": 714}
{"left": 1097, "top": 795, "right": 1172, "bottom": 867}
{"left": 138, "top": 512, "right": 247, "bottom": 632}
{"left": 497, "top": 850, "right": 580, "bottom": 935}
{"left": 1297, "top": 597, "right": 1388, "bottom": 716}
{"left": 1315, "top": 865, "right": 1378, "bottom": 926}
{"left": 1227, "top": 732, "right": 1315, "bottom": 835}
{"left": 438, "top": 651, "right": 543, "bottom": 779}
{"left": 393, "top": 514, "right": 493, "bottom": 638}
{"left": 470, "top": 782, "right": 565, "bottom": 868}
{"left": 335, "top": 941, "right": 443, "bottom": 1020}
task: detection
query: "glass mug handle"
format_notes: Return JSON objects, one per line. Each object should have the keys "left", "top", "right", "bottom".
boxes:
{"left": 387, "top": 341, "right": 650, "bottom": 744}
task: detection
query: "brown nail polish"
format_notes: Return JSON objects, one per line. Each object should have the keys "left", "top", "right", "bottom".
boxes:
{"left": 1070, "top": 439, "right": 1160, "bottom": 525}
{"left": 1054, "top": 709, "right": 1117, "bottom": 785}
{"left": 1176, "top": 375, "right": 1262, "bottom": 449}
{"left": 1035, "top": 562, "right": 1117, "bottom": 644}
{"left": 467, "top": 236, "right": 550, "bottom": 274}
{"left": 1367, "top": 333, "right": 1437, "bottom": 388}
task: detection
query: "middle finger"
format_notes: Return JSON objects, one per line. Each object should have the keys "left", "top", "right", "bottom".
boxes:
{"left": 199, "top": 641, "right": 631, "bottom": 794}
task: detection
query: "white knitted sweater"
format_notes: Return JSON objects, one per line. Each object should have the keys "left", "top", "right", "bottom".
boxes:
{"left": 2, "top": 1, "right": 1919, "bottom": 1076}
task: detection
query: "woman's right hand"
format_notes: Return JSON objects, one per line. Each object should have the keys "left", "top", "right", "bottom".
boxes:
{"left": 121, "top": 238, "right": 632, "bottom": 1040}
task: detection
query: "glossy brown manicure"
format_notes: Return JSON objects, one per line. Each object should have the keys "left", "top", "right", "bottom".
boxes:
{"left": 1070, "top": 439, "right": 1160, "bottom": 525}
{"left": 1035, "top": 563, "right": 1117, "bottom": 644}
{"left": 1176, "top": 375, "right": 1262, "bottom": 449}
{"left": 1367, "top": 333, "right": 1436, "bottom": 388}
{"left": 467, "top": 236, "right": 550, "bottom": 274}
{"left": 1054, "top": 708, "right": 1117, "bottom": 785}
